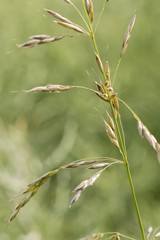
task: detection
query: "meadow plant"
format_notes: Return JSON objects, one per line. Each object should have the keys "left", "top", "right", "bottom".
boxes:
{"left": 10, "top": 0, "right": 160, "bottom": 239}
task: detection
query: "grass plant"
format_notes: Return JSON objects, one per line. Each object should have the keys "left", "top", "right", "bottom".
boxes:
{"left": 9, "top": 1, "right": 160, "bottom": 239}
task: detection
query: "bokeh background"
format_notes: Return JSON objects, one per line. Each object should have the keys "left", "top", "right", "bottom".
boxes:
{"left": 0, "top": 0, "right": 160, "bottom": 239}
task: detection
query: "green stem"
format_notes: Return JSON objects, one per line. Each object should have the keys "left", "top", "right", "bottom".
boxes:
{"left": 81, "top": 1, "right": 146, "bottom": 238}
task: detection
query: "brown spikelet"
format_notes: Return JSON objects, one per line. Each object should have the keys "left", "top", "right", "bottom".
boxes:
{"left": 44, "top": 8, "right": 72, "bottom": 24}
{"left": 104, "top": 120, "right": 116, "bottom": 140}
{"left": 120, "top": 14, "right": 136, "bottom": 57}
{"left": 85, "top": 0, "right": 90, "bottom": 14}
{"left": 54, "top": 21, "right": 85, "bottom": 33}
{"left": 95, "top": 91, "right": 109, "bottom": 102}
{"left": 69, "top": 190, "right": 82, "bottom": 207}
{"left": 17, "top": 36, "right": 64, "bottom": 48}
{"left": 29, "top": 34, "right": 51, "bottom": 40}
{"left": 106, "top": 111, "right": 115, "bottom": 131}
{"left": 89, "top": 0, "right": 94, "bottom": 23}
{"left": 16, "top": 39, "right": 40, "bottom": 48}
{"left": 105, "top": 60, "right": 111, "bottom": 86}
{"left": 21, "top": 84, "right": 71, "bottom": 93}
{"left": 65, "top": 160, "right": 96, "bottom": 168}
{"left": 87, "top": 163, "right": 110, "bottom": 169}
{"left": 95, "top": 52, "right": 104, "bottom": 73}
{"left": 136, "top": 119, "right": 160, "bottom": 164}
{"left": 64, "top": 0, "right": 71, "bottom": 3}
{"left": 112, "top": 96, "right": 119, "bottom": 110}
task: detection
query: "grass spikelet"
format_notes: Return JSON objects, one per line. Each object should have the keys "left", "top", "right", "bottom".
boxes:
{"left": 89, "top": 0, "right": 94, "bottom": 23}
{"left": 112, "top": 96, "right": 119, "bottom": 110}
{"left": 9, "top": 209, "right": 20, "bottom": 223}
{"left": 106, "top": 111, "right": 115, "bottom": 131}
{"left": 44, "top": 8, "right": 72, "bottom": 24}
{"left": 88, "top": 169, "right": 104, "bottom": 185}
{"left": 95, "top": 52, "right": 104, "bottom": 74}
{"left": 136, "top": 119, "right": 160, "bottom": 163}
{"left": 65, "top": 160, "right": 96, "bottom": 168}
{"left": 54, "top": 21, "right": 85, "bottom": 33}
{"left": 21, "top": 84, "right": 71, "bottom": 93}
{"left": 9, "top": 169, "right": 59, "bottom": 221}
{"left": 64, "top": 0, "right": 71, "bottom": 3}
{"left": 120, "top": 14, "right": 136, "bottom": 57}
{"left": 29, "top": 34, "right": 52, "bottom": 40}
{"left": 73, "top": 180, "right": 89, "bottom": 192}
{"left": 103, "top": 120, "right": 116, "bottom": 140}
{"left": 85, "top": 0, "right": 90, "bottom": 14}
{"left": 137, "top": 120, "right": 143, "bottom": 137}
{"left": 105, "top": 60, "right": 111, "bottom": 86}
{"left": 95, "top": 91, "right": 109, "bottom": 102}
{"left": 87, "top": 162, "right": 110, "bottom": 169}
{"left": 16, "top": 39, "right": 40, "bottom": 48}
{"left": 69, "top": 190, "right": 82, "bottom": 207}
{"left": 17, "top": 36, "right": 64, "bottom": 48}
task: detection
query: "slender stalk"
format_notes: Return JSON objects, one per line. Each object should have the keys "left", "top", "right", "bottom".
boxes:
{"left": 81, "top": 1, "right": 146, "bottom": 238}
{"left": 112, "top": 57, "right": 121, "bottom": 87}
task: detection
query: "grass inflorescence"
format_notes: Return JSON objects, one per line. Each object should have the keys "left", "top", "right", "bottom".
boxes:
{"left": 10, "top": 1, "right": 160, "bottom": 240}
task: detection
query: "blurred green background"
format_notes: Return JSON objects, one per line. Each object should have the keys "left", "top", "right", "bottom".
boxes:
{"left": 0, "top": 0, "right": 160, "bottom": 239}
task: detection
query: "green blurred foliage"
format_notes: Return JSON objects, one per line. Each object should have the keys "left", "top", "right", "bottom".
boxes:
{"left": 0, "top": 0, "right": 160, "bottom": 239}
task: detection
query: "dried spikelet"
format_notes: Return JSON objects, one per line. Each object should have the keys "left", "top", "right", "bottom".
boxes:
{"left": 88, "top": 169, "right": 104, "bottom": 186}
{"left": 22, "top": 84, "right": 71, "bottom": 93}
{"left": 112, "top": 96, "right": 119, "bottom": 110}
{"left": 44, "top": 8, "right": 72, "bottom": 24}
{"left": 29, "top": 34, "right": 51, "bottom": 40}
{"left": 70, "top": 169, "right": 104, "bottom": 207}
{"left": 89, "top": 0, "right": 94, "bottom": 23}
{"left": 109, "top": 137, "right": 120, "bottom": 149}
{"left": 73, "top": 180, "right": 89, "bottom": 192}
{"left": 16, "top": 39, "right": 40, "bottom": 48}
{"left": 95, "top": 81, "right": 104, "bottom": 93}
{"left": 155, "top": 143, "right": 160, "bottom": 164}
{"left": 9, "top": 209, "right": 20, "bottom": 222}
{"left": 95, "top": 52, "right": 104, "bottom": 73}
{"left": 64, "top": 0, "right": 71, "bottom": 3}
{"left": 104, "top": 120, "right": 116, "bottom": 140}
{"left": 87, "top": 162, "right": 110, "bottom": 169}
{"left": 155, "top": 232, "right": 160, "bottom": 238}
{"left": 65, "top": 160, "right": 96, "bottom": 168}
{"left": 38, "top": 36, "right": 65, "bottom": 44}
{"left": 106, "top": 111, "right": 115, "bottom": 131}
{"left": 10, "top": 169, "right": 60, "bottom": 222}
{"left": 137, "top": 120, "right": 143, "bottom": 137}
{"left": 85, "top": 0, "right": 90, "bottom": 14}
{"left": 95, "top": 91, "right": 109, "bottom": 102}
{"left": 143, "top": 127, "right": 157, "bottom": 150}
{"left": 69, "top": 190, "right": 82, "bottom": 207}
{"left": 136, "top": 119, "right": 160, "bottom": 163}
{"left": 17, "top": 36, "right": 64, "bottom": 48}
{"left": 105, "top": 60, "right": 111, "bottom": 86}
{"left": 54, "top": 21, "right": 84, "bottom": 33}
{"left": 120, "top": 14, "right": 136, "bottom": 57}
{"left": 100, "top": 81, "right": 107, "bottom": 93}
